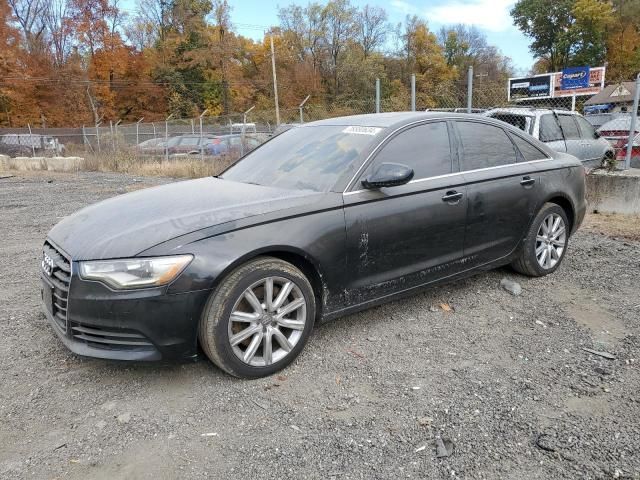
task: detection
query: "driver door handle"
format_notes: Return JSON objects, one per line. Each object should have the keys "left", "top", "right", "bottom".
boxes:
{"left": 441, "top": 191, "right": 463, "bottom": 203}
{"left": 520, "top": 176, "right": 536, "bottom": 187}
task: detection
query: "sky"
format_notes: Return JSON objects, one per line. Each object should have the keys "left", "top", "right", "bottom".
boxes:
{"left": 230, "top": 0, "right": 534, "bottom": 72}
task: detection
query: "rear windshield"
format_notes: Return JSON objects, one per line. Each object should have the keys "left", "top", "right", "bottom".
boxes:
{"left": 489, "top": 114, "right": 533, "bottom": 134}
{"left": 222, "top": 125, "right": 381, "bottom": 192}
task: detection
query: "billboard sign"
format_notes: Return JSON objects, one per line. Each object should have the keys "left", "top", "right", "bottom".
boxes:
{"left": 508, "top": 66, "right": 605, "bottom": 101}
{"left": 554, "top": 66, "right": 605, "bottom": 98}
{"left": 560, "top": 66, "right": 590, "bottom": 90}
{"left": 508, "top": 74, "right": 553, "bottom": 101}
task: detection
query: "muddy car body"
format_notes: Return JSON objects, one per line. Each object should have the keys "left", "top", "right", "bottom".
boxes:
{"left": 41, "top": 112, "right": 587, "bottom": 378}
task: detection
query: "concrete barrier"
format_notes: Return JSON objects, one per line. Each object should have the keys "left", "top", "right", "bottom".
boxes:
{"left": 587, "top": 168, "right": 640, "bottom": 215}
{"left": 0, "top": 156, "right": 83, "bottom": 172}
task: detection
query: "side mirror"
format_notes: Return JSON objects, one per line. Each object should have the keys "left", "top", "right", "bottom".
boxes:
{"left": 361, "top": 162, "right": 414, "bottom": 189}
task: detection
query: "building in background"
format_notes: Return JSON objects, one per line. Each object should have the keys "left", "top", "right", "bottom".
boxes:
{"left": 584, "top": 82, "right": 639, "bottom": 115}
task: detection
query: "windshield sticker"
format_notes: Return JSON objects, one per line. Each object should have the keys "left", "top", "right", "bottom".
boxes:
{"left": 342, "top": 126, "right": 382, "bottom": 136}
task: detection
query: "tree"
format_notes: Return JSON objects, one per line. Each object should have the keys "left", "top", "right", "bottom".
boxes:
{"left": 511, "top": 0, "right": 576, "bottom": 72}
{"left": 7, "top": 0, "right": 46, "bottom": 53}
{"left": 323, "top": 0, "right": 357, "bottom": 96}
{"left": 571, "top": 0, "right": 613, "bottom": 67}
{"left": 356, "top": 5, "right": 387, "bottom": 58}
{"left": 606, "top": 0, "right": 640, "bottom": 81}
{"left": 43, "top": 0, "right": 72, "bottom": 66}
{"left": 511, "top": 0, "right": 614, "bottom": 72}
{"left": 278, "top": 2, "right": 327, "bottom": 74}
{"left": 0, "top": 0, "right": 21, "bottom": 125}
{"left": 401, "top": 16, "right": 455, "bottom": 107}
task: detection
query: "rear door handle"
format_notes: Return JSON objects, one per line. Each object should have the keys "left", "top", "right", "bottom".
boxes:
{"left": 442, "top": 191, "right": 463, "bottom": 203}
{"left": 520, "top": 176, "right": 535, "bottom": 187}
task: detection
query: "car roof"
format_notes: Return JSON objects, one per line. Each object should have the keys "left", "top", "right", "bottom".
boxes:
{"left": 300, "top": 111, "right": 496, "bottom": 129}
{"left": 597, "top": 115, "right": 638, "bottom": 132}
{"left": 485, "top": 107, "right": 577, "bottom": 117}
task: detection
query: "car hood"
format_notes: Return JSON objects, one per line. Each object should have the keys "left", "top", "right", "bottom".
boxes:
{"left": 48, "top": 177, "right": 324, "bottom": 260}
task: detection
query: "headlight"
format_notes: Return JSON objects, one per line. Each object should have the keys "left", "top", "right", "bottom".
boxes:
{"left": 79, "top": 255, "right": 193, "bottom": 290}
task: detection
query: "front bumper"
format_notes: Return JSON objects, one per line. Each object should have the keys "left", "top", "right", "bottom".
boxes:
{"left": 42, "top": 274, "right": 211, "bottom": 362}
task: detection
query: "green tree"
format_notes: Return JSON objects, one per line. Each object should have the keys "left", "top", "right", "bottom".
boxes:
{"left": 511, "top": 0, "right": 614, "bottom": 72}
{"left": 511, "top": 0, "right": 576, "bottom": 72}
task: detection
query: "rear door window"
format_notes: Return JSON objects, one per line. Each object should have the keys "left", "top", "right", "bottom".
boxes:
{"left": 539, "top": 115, "right": 563, "bottom": 142}
{"left": 366, "top": 122, "right": 452, "bottom": 180}
{"left": 510, "top": 134, "right": 548, "bottom": 162}
{"left": 457, "top": 121, "right": 517, "bottom": 170}
{"left": 575, "top": 116, "right": 597, "bottom": 139}
{"left": 557, "top": 115, "right": 580, "bottom": 139}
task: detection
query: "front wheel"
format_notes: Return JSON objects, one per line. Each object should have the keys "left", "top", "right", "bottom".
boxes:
{"left": 199, "top": 257, "right": 315, "bottom": 378}
{"left": 511, "top": 203, "right": 569, "bottom": 277}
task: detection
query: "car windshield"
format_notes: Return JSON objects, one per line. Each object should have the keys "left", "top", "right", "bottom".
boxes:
{"left": 221, "top": 125, "right": 381, "bottom": 192}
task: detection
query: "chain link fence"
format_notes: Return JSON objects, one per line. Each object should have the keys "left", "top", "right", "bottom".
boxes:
{"left": 1, "top": 75, "right": 639, "bottom": 170}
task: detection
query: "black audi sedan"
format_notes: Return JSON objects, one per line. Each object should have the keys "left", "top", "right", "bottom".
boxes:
{"left": 41, "top": 112, "right": 586, "bottom": 378}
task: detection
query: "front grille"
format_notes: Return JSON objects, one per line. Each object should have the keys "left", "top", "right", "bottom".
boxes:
{"left": 69, "top": 323, "right": 155, "bottom": 351}
{"left": 43, "top": 242, "right": 71, "bottom": 333}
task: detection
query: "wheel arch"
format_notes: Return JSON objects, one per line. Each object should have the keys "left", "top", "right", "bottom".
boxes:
{"left": 542, "top": 194, "right": 576, "bottom": 233}
{"left": 212, "top": 246, "right": 327, "bottom": 322}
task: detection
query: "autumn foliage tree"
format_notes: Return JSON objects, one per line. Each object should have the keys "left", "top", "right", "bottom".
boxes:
{"left": 0, "top": 0, "right": 637, "bottom": 128}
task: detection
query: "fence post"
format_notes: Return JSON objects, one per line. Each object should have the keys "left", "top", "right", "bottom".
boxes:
{"left": 411, "top": 74, "right": 416, "bottom": 112}
{"left": 96, "top": 122, "right": 101, "bottom": 154}
{"left": 623, "top": 73, "right": 640, "bottom": 171}
{"left": 27, "top": 123, "right": 35, "bottom": 157}
{"left": 467, "top": 66, "right": 473, "bottom": 114}
{"left": 199, "top": 109, "right": 208, "bottom": 161}
{"left": 375, "top": 78, "right": 380, "bottom": 113}
{"left": 299, "top": 95, "right": 310, "bottom": 123}
{"left": 136, "top": 117, "right": 144, "bottom": 149}
{"left": 165, "top": 113, "right": 174, "bottom": 162}
{"left": 114, "top": 119, "right": 121, "bottom": 152}
{"left": 109, "top": 121, "right": 114, "bottom": 152}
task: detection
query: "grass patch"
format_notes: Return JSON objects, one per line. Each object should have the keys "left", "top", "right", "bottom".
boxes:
{"left": 82, "top": 153, "right": 237, "bottom": 178}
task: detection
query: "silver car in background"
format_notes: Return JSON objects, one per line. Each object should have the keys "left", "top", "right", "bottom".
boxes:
{"left": 484, "top": 108, "right": 613, "bottom": 168}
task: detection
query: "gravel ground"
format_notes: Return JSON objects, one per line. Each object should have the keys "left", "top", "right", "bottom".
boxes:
{"left": 1, "top": 171, "right": 639, "bottom": 480}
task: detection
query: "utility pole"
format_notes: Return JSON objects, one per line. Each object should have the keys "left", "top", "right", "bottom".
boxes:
{"left": 375, "top": 78, "right": 380, "bottom": 113}
{"left": 270, "top": 34, "right": 281, "bottom": 126}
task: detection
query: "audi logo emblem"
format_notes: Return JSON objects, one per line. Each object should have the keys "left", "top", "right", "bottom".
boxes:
{"left": 42, "top": 253, "right": 54, "bottom": 276}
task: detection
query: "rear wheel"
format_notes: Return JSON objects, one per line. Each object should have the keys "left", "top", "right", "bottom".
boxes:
{"left": 512, "top": 203, "right": 569, "bottom": 277}
{"left": 198, "top": 257, "right": 315, "bottom": 378}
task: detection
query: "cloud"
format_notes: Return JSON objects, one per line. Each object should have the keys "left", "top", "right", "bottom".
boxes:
{"left": 390, "top": 0, "right": 419, "bottom": 15}
{"left": 426, "top": 0, "right": 516, "bottom": 32}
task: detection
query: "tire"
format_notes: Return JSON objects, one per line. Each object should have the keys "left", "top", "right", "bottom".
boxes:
{"left": 511, "top": 203, "right": 570, "bottom": 277}
{"left": 198, "top": 256, "right": 316, "bottom": 378}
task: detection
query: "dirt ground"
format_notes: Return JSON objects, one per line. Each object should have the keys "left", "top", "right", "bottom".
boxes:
{"left": 1, "top": 171, "right": 639, "bottom": 480}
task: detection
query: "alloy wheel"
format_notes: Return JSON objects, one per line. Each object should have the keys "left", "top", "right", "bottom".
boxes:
{"left": 227, "top": 276, "right": 307, "bottom": 367}
{"left": 535, "top": 213, "right": 566, "bottom": 269}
